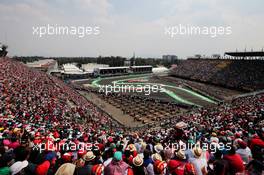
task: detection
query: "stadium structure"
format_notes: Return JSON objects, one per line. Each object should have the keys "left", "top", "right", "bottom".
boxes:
{"left": 0, "top": 51, "right": 263, "bottom": 175}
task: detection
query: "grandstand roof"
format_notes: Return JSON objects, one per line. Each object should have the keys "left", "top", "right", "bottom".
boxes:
{"left": 131, "top": 65, "right": 153, "bottom": 68}
{"left": 97, "top": 66, "right": 129, "bottom": 70}
{"left": 225, "top": 51, "right": 264, "bottom": 57}
{"left": 81, "top": 63, "right": 109, "bottom": 73}
{"left": 153, "top": 66, "right": 169, "bottom": 73}
{"left": 62, "top": 63, "right": 84, "bottom": 74}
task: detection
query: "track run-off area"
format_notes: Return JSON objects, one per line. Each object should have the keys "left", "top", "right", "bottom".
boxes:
{"left": 89, "top": 74, "right": 217, "bottom": 107}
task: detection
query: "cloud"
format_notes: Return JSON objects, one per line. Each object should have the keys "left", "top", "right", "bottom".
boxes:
{"left": 0, "top": 0, "right": 263, "bottom": 57}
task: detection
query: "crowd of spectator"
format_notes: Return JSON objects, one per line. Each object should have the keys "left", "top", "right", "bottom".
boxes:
{"left": 171, "top": 59, "right": 264, "bottom": 91}
{"left": 0, "top": 57, "right": 263, "bottom": 175}
{"left": 163, "top": 77, "right": 240, "bottom": 101}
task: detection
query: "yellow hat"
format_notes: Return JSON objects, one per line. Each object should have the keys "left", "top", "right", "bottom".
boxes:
{"left": 13, "top": 128, "right": 21, "bottom": 133}
{"left": 193, "top": 147, "right": 202, "bottom": 158}
{"left": 133, "top": 155, "right": 143, "bottom": 166}
{"left": 175, "top": 149, "right": 186, "bottom": 160}
{"left": 211, "top": 132, "right": 217, "bottom": 137}
{"left": 152, "top": 153, "right": 162, "bottom": 161}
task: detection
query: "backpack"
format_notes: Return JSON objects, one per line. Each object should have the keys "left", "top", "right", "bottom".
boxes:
{"left": 171, "top": 162, "right": 196, "bottom": 175}
{"left": 171, "top": 162, "right": 185, "bottom": 175}
{"left": 91, "top": 164, "right": 104, "bottom": 175}
{"left": 154, "top": 160, "right": 167, "bottom": 175}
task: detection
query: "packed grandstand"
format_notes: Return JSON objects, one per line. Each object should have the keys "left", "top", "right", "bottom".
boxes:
{"left": 170, "top": 59, "right": 264, "bottom": 91}
{"left": 0, "top": 57, "right": 263, "bottom": 175}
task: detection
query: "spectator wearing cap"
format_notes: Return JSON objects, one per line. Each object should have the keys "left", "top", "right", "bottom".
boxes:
{"left": 10, "top": 146, "right": 34, "bottom": 175}
{"left": 77, "top": 149, "right": 87, "bottom": 160}
{"left": 35, "top": 151, "right": 57, "bottom": 175}
{"left": 125, "top": 144, "right": 138, "bottom": 165}
{"left": 10, "top": 160, "right": 29, "bottom": 175}
{"left": 35, "top": 160, "right": 51, "bottom": 175}
{"left": 105, "top": 151, "right": 132, "bottom": 175}
{"left": 167, "top": 149, "right": 195, "bottom": 175}
{"left": 55, "top": 163, "right": 76, "bottom": 175}
{"left": 154, "top": 144, "right": 163, "bottom": 154}
{"left": 62, "top": 152, "right": 73, "bottom": 163}
{"left": 233, "top": 132, "right": 242, "bottom": 147}
{"left": 236, "top": 140, "right": 252, "bottom": 164}
{"left": 152, "top": 153, "right": 167, "bottom": 175}
{"left": 132, "top": 155, "right": 145, "bottom": 175}
{"left": 210, "top": 132, "right": 219, "bottom": 144}
{"left": 188, "top": 147, "right": 208, "bottom": 175}
{"left": 74, "top": 151, "right": 96, "bottom": 175}
{"left": 249, "top": 131, "right": 264, "bottom": 151}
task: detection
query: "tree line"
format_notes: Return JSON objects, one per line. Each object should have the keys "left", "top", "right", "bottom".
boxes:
{"left": 13, "top": 56, "right": 176, "bottom": 68}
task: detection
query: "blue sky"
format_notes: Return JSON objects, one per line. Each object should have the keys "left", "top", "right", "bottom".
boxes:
{"left": 0, "top": 0, "right": 263, "bottom": 58}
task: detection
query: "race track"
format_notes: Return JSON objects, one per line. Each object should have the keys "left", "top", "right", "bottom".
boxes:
{"left": 89, "top": 74, "right": 217, "bottom": 107}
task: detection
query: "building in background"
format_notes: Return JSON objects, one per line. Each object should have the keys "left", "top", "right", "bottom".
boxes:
{"left": 81, "top": 63, "right": 109, "bottom": 74}
{"left": 162, "top": 55, "right": 177, "bottom": 62}
{"left": 61, "top": 63, "right": 90, "bottom": 79}
{"left": 162, "top": 55, "right": 178, "bottom": 67}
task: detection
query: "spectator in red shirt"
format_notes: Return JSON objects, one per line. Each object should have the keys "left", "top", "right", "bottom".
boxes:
{"left": 223, "top": 146, "right": 245, "bottom": 174}
{"left": 249, "top": 131, "right": 264, "bottom": 151}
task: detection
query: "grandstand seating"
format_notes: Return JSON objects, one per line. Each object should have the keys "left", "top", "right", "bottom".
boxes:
{"left": 0, "top": 58, "right": 118, "bottom": 131}
{"left": 171, "top": 59, "right": 264, "bottom": 91}
{"left": 0, "top": 57, "right": 263, "bottom": 175}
